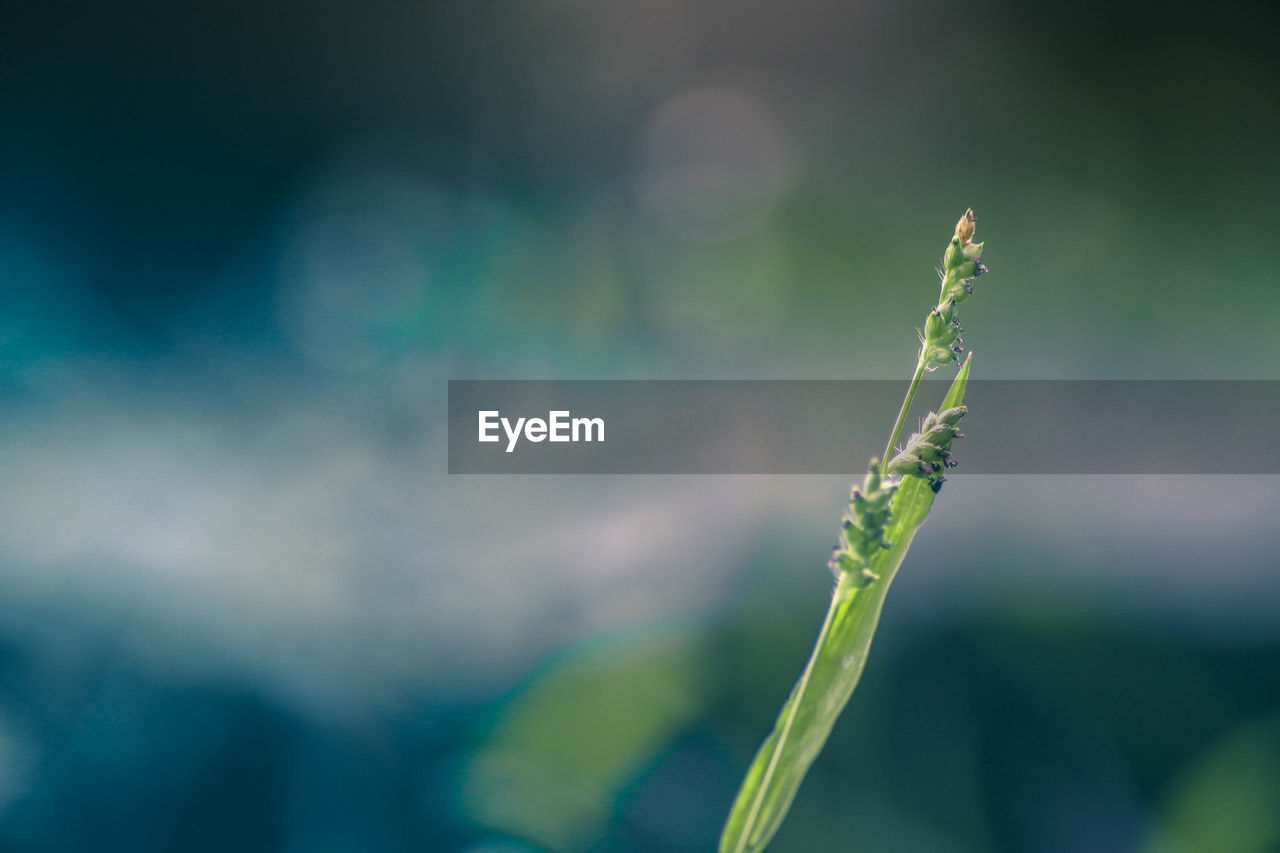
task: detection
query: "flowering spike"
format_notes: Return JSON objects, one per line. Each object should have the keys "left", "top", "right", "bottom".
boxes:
{"left": 827, "top": 460, "right": 898, "bottom": 586}
{"left": 887, "top": 406, "right": 968, "bottom": 492}
{"left": 721, "top": 212, "right": 991, "bottom": 853}
{"left": 925, "top": 211, "right": 989, "bottom": 369}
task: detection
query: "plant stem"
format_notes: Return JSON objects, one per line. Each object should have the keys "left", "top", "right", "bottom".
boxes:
{"left": 732, "top": 576, "right": 851, "bottom": 853}
{"left": 880, "top": 356, "right": 927, "bottom": 475}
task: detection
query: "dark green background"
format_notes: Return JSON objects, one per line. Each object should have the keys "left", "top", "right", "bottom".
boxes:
{"left": 2, "top": 1, "right": 1278, "bottom": 850}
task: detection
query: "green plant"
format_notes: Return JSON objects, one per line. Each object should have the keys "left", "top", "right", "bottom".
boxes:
{"left": 719, "top": 210, "right": 990, "bottom": 853}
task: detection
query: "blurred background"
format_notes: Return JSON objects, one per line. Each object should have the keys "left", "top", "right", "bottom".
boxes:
{"left": 3, "top": 0, "right": 1280, "bottom": 850}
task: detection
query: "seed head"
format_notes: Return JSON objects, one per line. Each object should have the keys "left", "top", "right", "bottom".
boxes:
{"left": 929, "top": 210, "right": 989, "bottom": 367}
{"left": 828, "top": 460, "right": 898, "bottom": 586}
{"left": 887, "top": 406, "right": 968, "bottom": 492}
{"left": 921, "top": 302, "right": 965, "bottom": 368}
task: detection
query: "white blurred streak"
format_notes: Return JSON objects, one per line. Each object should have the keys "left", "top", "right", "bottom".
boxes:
{"left": 0, "top": 380, "right": 774, "bottom": 715}
{"left": 888, "top": 475, "right": 1280, "bottom": 638}
{"left": 3, "top": 364, "right": 1280, "bottom": 721}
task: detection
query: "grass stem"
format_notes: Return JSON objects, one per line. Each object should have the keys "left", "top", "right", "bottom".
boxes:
{"left": 880, "top": 356, "right": 927, "bottom": 475}
{"left": 719, "top": 211, "right": 986, "bottom": 853}
{"left": 730, "top": 579, "right": 848, "bottom": 853}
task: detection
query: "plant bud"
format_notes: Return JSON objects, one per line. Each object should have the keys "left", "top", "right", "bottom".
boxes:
{"left": 887, "top": 405, "right": 968, "bottom": 493}
{"left": 927, "top": 425, "right": 962, "bottom": 444}
{"left": 829, "top": 461, "right": 898, "bottom": 580}
{"left": 913, "top": 442, "right": 949, "bottom": 465}
{"left": 848, "top": 566, "right": 880, "bottom": 589}
{"left": 828, "top": 549, "right": 856, "bottom": 576}
{"left": 943, "top": 239, "right": 964, "bottom": 272}
{"left": 925, "top": 308, "right": 948, "bottom": 339}
{"left": 926, "top": 404, "right": 962, "bottom": 425}
{"left": 887, "top": 453, "right": 931, "bottom": 478}
{"left": 929, "top": 212, "right": 987, "bottom": 348}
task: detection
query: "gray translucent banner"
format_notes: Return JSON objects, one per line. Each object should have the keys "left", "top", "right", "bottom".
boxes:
{"left": 447, "top": 380, "right": 1278, "bottom": 474}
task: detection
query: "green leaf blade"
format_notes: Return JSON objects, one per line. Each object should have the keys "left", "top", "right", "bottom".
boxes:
{"left": 719, "top": 355, "right": 971, "bottom": 853}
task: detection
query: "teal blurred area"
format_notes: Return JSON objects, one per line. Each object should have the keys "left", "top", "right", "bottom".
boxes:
{"left": 3, "top": 0, "right": 1280, "bottom": 850}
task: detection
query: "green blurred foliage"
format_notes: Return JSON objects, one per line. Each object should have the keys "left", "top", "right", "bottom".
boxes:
{"left": 461, "top": 594, "right": 1280, "bottom": 852}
